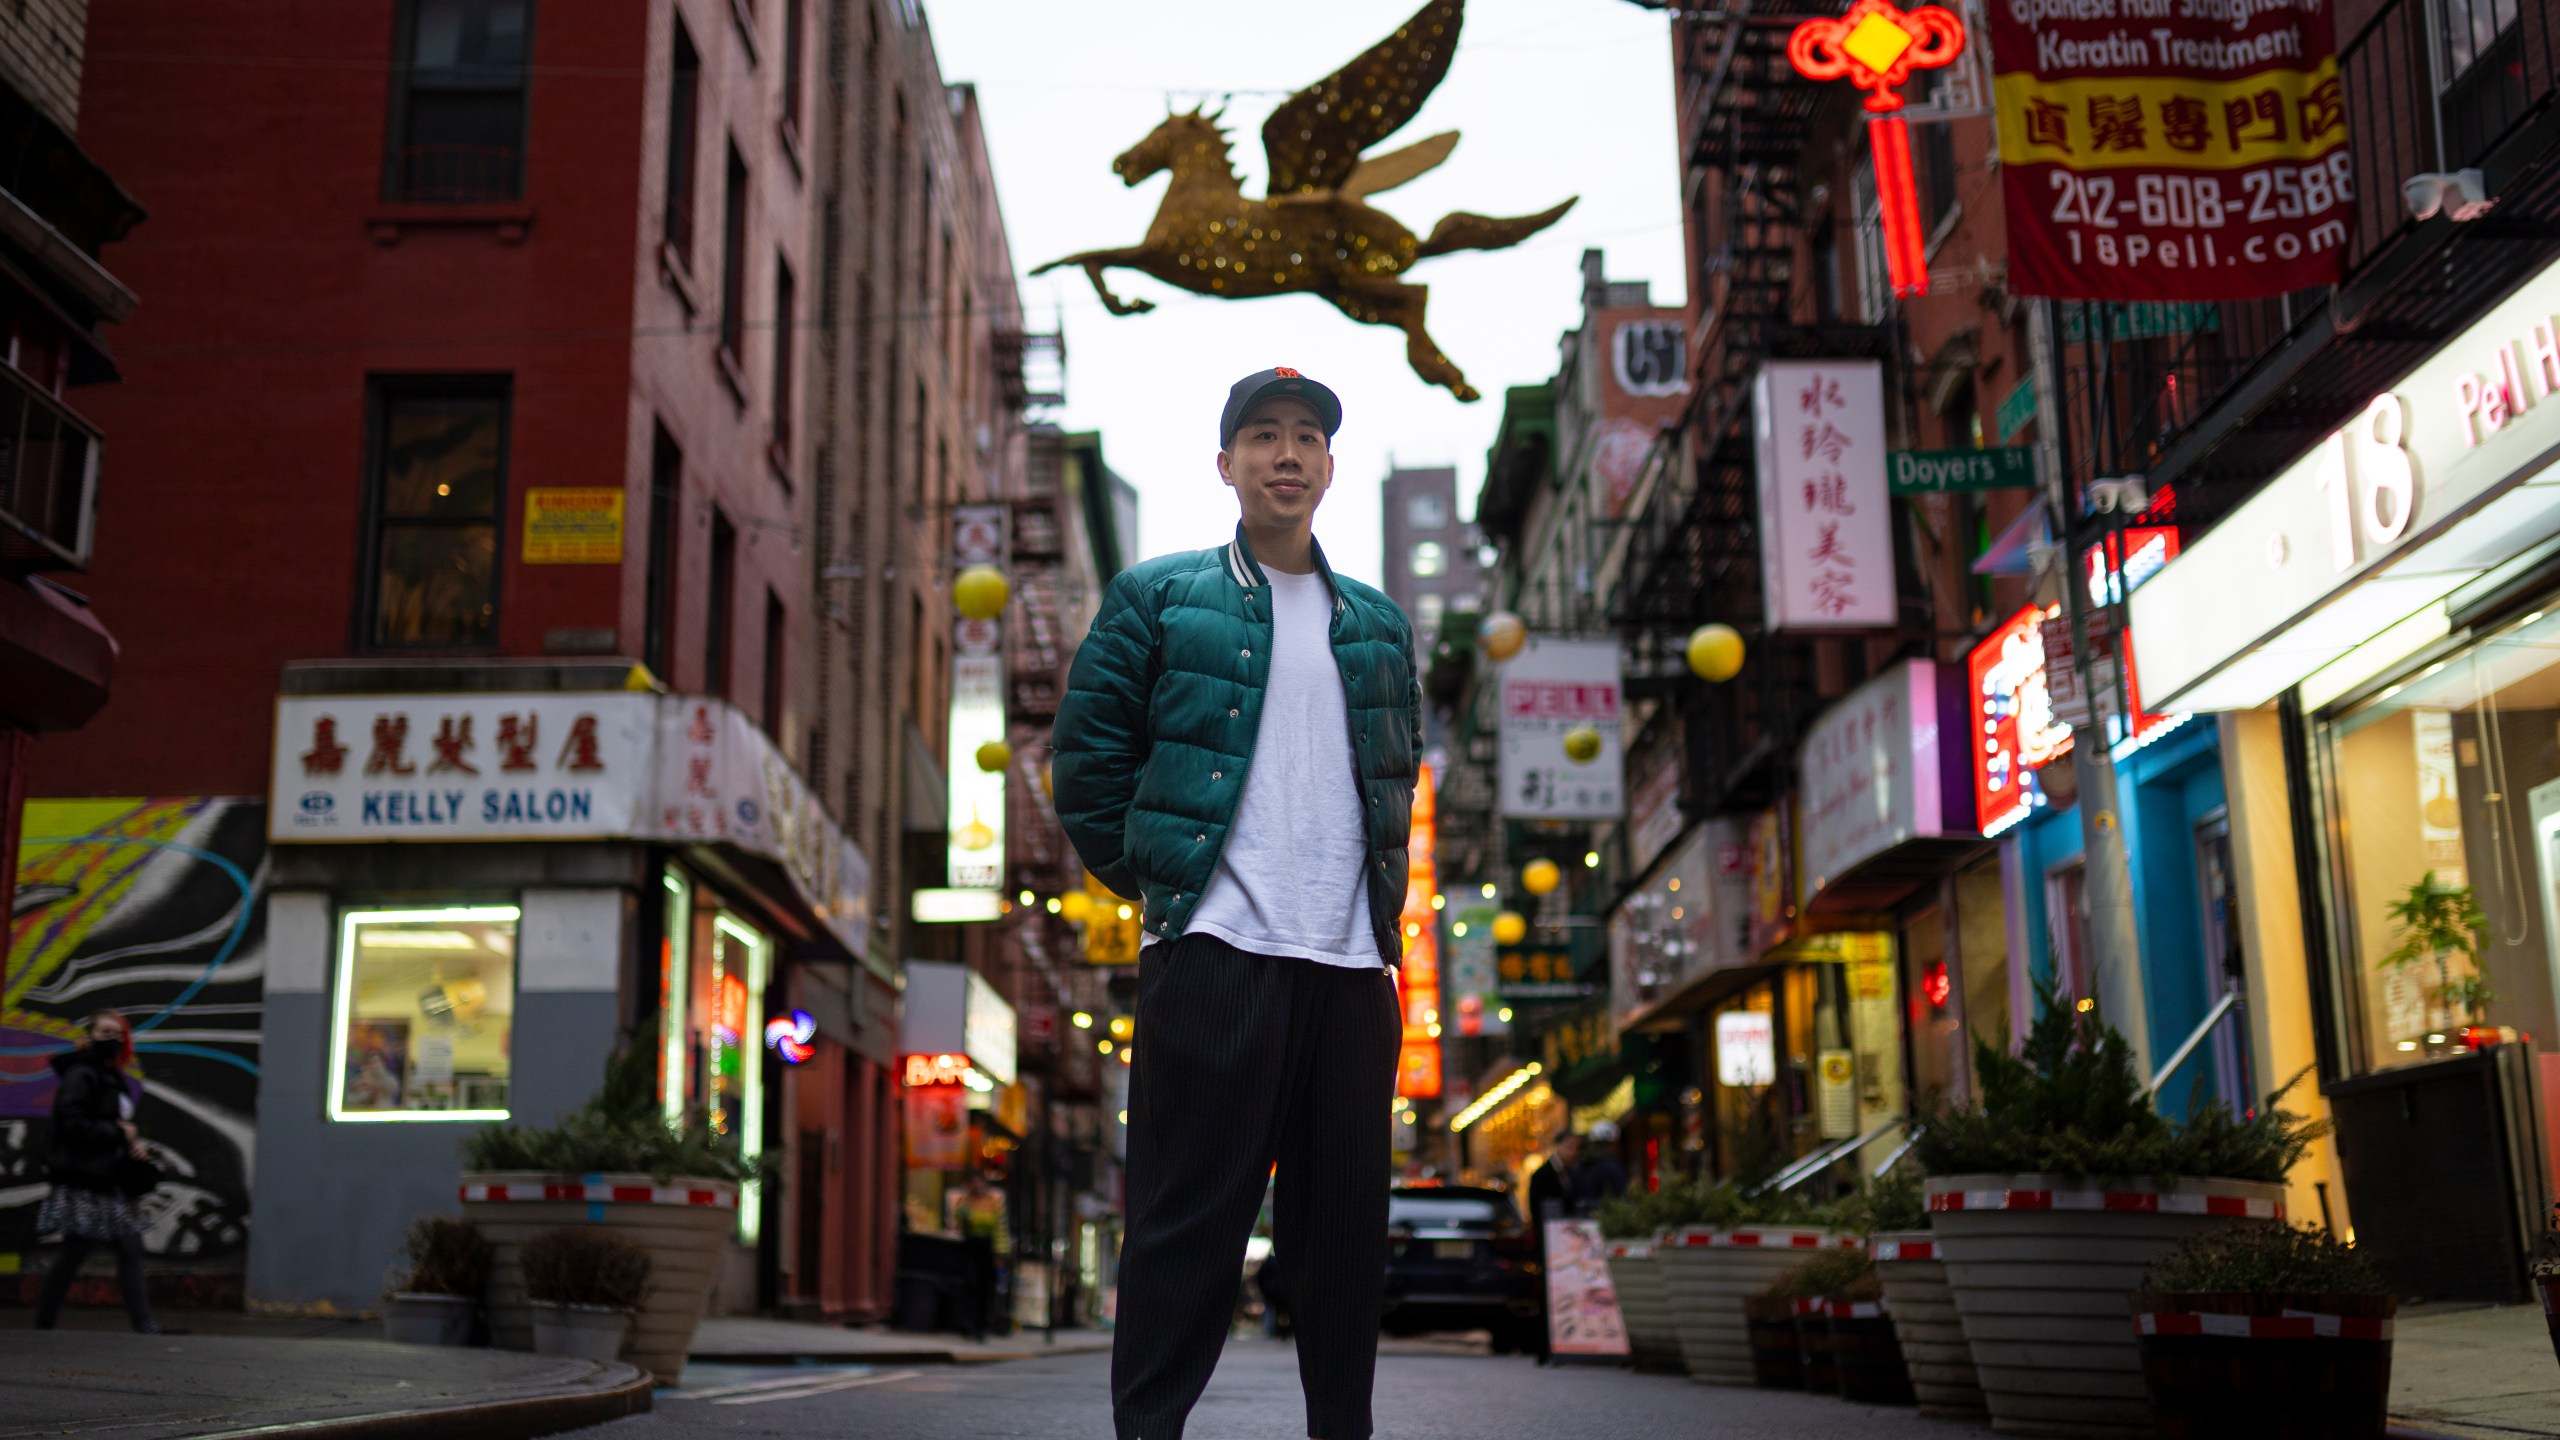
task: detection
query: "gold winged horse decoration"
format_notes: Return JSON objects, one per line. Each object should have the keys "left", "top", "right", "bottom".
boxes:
{"left": 1030, "top": 0, "right": 1573, "bottom": 402}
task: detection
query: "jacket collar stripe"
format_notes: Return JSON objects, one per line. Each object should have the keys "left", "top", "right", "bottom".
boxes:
{"left": 1224, "top": 543, "right": 1251, "bottom": 589}
{"left": 1228, "top": 526, "right": 1344, "bottom": 614}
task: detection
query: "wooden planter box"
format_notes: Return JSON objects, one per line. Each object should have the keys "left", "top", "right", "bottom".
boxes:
{"left": 1656, "top": 1226, "right": 1856, "bottom": 1386}
{"left": 1873, "top": 1231, "right": 1987, "bottom": 1418}
{"left": 2130, "top": 1291, "right": 2396, "bottom": 1440}
{"left": 1927, "top": 1174, "right": 2287, "bottom": 1439}
{"left": 1809, "top": 1297, "right": 1914, "bottom": 1406}
{"left": 460, "top": 1171, "right": 737, "bottom": 1386}
{"left": 1604, "top": 1238, "right": 1684, "bottom": 1373}
{"left": 1741, "top": 1293, "right": 1805, "bottom": 1389}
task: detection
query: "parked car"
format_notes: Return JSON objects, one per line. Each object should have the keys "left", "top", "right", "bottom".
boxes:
{"left": 1380, "top": 1185, "right": 1541, "bottom": 1351}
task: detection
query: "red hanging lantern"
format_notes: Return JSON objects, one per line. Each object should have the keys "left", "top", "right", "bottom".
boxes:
{"left": 1788, "top": 0, "right": 1967, "bottom": 298}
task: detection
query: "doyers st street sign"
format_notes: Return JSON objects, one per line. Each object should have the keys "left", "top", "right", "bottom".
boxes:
{"left": 1887, "top": 446, "right": 2037, "bottom": 495}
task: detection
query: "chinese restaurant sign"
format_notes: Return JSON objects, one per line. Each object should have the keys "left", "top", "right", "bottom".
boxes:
{"left": 1990, "top": 0, "right": 2350, "bottom": 300}
{"left": 1969, "top": 604, "right": 2075, "bottom": 837}
{"left": 1754, "top": 360, "right": 1894, "bottom": 629}
{"left": 1797, "top": 660, "right": 1969, "bottom": 901}
{"left": 1496, "top": 637, "right": 1625, "bottom": 820}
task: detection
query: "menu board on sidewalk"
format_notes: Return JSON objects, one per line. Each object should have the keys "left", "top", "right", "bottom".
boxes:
{"left": 1543, "top": 1219, "right": 1631, "bottom": 1358}
{"left": 1990, "top": 0, "right": 2350, "bottom": 300}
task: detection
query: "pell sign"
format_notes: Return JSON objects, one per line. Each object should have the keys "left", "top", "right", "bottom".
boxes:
{"left": 522, "top": 487, "right": 626, "bottom": 563}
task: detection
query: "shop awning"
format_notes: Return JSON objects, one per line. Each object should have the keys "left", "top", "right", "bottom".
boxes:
{"left": 1617, "top": 959, "right": 1781, "bottom": 1035}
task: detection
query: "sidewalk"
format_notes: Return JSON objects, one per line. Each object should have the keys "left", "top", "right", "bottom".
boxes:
{"left": 688, "top": 1315, "right": 1113, "bottom": 1365}
{"left": 2392, "top": 1303, "right": 2560, "bottom": 1440}
{"left": 0, "top": 1329, "right": 650, "bottom": 1440}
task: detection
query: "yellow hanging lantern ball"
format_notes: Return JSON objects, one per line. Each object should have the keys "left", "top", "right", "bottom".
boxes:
{"left": 1491, "top": 910, "right": 1529, "bottom": 946}
{"left": 953, "top": 564, "right": 1010, "bottom": 621}
{"left": 1687, "top": 622, "right": 1746, "bottom": 683}
{"left": 1040, "top": 762, "right": 1054, "bottom": 800}
{"left": 1522, "top": 858, "right": 1562, "bottom": 896}
{"left": 974, "top": 739, "right": 1012, "bottom": 773}
{"left": 1478, "top": 611, "right": 1527, "bottom": 663}
{"left": 1059, "top": 891, "right": 1094, "bottom": 922}
{"left": 1562, "top": 724, "right": 1603, "bottom": 763}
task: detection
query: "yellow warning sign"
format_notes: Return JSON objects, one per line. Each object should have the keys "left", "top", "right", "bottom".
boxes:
{"left": 523, "top": 488, "right": 624, "bottom": 564}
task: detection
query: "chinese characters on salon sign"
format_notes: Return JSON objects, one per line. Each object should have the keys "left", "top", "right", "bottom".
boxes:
{"left": 1991, "top": 0, "right": 2351, "bottom": 300}
{"left": 1755, "top": 360, "right": 1895, "bottom": 630}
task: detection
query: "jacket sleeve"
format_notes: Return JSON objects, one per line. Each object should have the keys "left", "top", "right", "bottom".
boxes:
{"left": 53, "top": 1067, "right": 123, "bottom": 1150}
{"left": 1404, "top": 613, "right": 1424, "bottom": 789}
{"left": 1053, "top": 569, "right": 1158, "bottom": 900}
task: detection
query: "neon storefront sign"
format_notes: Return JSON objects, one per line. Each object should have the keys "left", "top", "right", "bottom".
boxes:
{"left": 1970, "top": 603, "right": 2073, "bottom": 838}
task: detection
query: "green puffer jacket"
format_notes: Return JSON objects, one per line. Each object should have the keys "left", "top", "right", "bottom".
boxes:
{"left": 1053, "top": 524, "right": 1421, "bottom": 965}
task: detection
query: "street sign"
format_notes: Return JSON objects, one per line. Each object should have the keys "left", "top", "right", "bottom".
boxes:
{"left": 1887, "top": 447, "right": 2036, "bottom": 495}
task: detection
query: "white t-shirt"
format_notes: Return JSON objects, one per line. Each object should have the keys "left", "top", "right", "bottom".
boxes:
{"left": 1175, "top": 568, "right": 1381, "bottom": 968}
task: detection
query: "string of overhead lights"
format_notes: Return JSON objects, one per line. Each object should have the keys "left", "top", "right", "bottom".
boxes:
{"left": 1447, "top": 1060, "right": 1542, "bottom": 1133}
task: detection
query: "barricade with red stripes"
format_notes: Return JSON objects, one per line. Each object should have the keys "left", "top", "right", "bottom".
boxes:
{"left": 1928, "top": 1187, "right": 2283, "bottom": 1220}
{"left": 2134, "top": 1310, "right": 2391, "bottom": 1341}
{"left": 460, "top": 1179, "right": 737, "bottom": 1209}
{"left": 1869, "top": 1237, "right": 1937, "bottom": 1261}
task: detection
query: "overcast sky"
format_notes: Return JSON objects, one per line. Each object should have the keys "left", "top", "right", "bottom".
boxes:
{"left": 930, "top": 0, "right": 1689, "bottom": 581}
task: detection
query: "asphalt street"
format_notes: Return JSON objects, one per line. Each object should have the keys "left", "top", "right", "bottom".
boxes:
{"left": 592, "top": 1335, "right": 1981, "bottom": 1439}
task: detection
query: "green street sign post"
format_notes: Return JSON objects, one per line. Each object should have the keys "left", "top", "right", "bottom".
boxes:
{"left": 1888, "top": 447, "right": 2039, "bottom": 496}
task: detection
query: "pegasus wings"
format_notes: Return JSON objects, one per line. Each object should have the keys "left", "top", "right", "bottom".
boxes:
{"left": 1340, "top": 132, "right": 1458, "bottom": 201}
{"left": 1262, "top": 0, "right": 1465, "bottom": 199}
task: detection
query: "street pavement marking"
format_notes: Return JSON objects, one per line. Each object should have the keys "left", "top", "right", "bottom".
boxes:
{"left": 706, "top": 1369, "right": 925, "bottom": 1405}
{"left": 672, "top": 1368, "right": 878, "bottom": 1401}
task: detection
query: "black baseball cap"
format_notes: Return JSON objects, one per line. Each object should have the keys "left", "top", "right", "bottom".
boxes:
{"left": 1219, "top": 367, "right": 1343, "bottom": 448}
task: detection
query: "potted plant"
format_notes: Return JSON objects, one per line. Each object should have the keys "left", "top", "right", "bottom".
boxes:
{"left": 380, "top": 1214, "right": 489, "bottom": 1346}
{"left": 1769, "top": 1244, "right": 1910, "bottom": 1405}
{"left": 1854, "top": 1167, "right": 1984, "bottom": 1418}
{"left": 1655, "top": 1179, "right": 1856, "bottom": 1386}
{"left": 523, "top": 1225, "right": 654, "bottom": 1363}
{"left": 461, "top": 1044, "right": 751, "bottom": 1385}
{"left": 1593, "top": 1183, "right": 1684, "bottom": 1374}
{"left": 2131, "top": 1221, "right": 2394, "bottom": 1438}
{"left": 2380, "top": 872, "right": 2489, "bottom": 1034}
{"left": 1915, "top": 985, "right": 2324, "bottom": 1438}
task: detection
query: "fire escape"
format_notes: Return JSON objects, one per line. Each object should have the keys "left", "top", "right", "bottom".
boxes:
{"left": 1613, "top": 2, "right": 1893, "bottom": 817}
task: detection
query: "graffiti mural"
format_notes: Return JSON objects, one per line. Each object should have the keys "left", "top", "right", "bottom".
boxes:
{"left": 5, "top": 798, "right": 265, "bottom": 1265}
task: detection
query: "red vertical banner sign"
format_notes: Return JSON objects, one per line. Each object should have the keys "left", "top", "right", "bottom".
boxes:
{"left": 1990, "top": 0, "right": 2351, "bottom": 301}
{"left": 1397, "top": 763, "right": 1443, "bottom": 1099}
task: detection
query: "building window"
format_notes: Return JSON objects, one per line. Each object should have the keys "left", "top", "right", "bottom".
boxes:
{"left": 761, "top": 589, "right": 785, "bottom": 736}
{"left": 771, "top": 255, "right": 796, "bottom": 454}
{"left": 1913, "top": 71, "right": 1959, "bottom": 236}
{"left": 1851, "top": 159, "right": 1892, "bottom": 323}
{"left": 663, "top": 19, "right": 700, "bottom": 264}
{"left": 780, "top": 0, "right": 805, "bottom": 137}
{"left": 363, "top": 380, "right": 507, "bottom": 649}
{"left": 719, "top": 143, "right": 749, "bottom": 362}
{"left": 706, "top": 509, "right": 736, "bottom": 698}
{"left": 1414, "top": 591, "right": 1447, "bottom": 635}
{"left": 331, "top": 906, "right": 519, "bottom": 1121}
{"left": 643, "top": 422, "right": 682, "bottom": 676}
{"left": 2437, "top": 0, "right": 2526, "bottom": 164}
{"left": 385, "top": 0, "right": 532, "bottom": 203}
{"left": 1407, "top": 494, "right": 1448, "bottom": 530}
{"left": 1410, "top": 540, "right": 1447, "bottom": 578}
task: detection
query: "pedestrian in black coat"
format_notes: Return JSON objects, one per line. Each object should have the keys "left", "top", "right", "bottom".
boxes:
{"left": 34, "top": 1011, "right": 165, "bottom": 1333}
{"left": 1572, "top": 1119, "right": 1629, "bottom": 1213}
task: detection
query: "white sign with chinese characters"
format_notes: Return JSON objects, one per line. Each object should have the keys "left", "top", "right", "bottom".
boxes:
{"left": 948, "top": 505, "right": 1010, "bottom": 893}
{"left": 271, "top": 693, "right": 655, "bottom": 840}
{"left": 1796, "top": 660, "right": 1960, "bottom": 902}
{"left": 657, "top": 698, "right": 874, "bottom": 951}
{"left": 1496, "top": 637, "right": 1624, "bottom": 820}
{"left": 1753, "top": 359, "right": 1895, "bottom": 629}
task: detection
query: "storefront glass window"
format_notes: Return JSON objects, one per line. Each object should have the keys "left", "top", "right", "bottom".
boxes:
{"left": 1904, "top": 903, "right": 1958, "bottom": 1112}
{"left": 1955, "top": 856, "right": 2012, "bottom": 1082}
{"left": 660, "top": 873, "right": 770, "bottom": 1238}
{"left": 2320, "top": 609, "right": 2560, "bottom": 1071}
{"left": 330, "top": 906, "right": 518, "bottom": 1121}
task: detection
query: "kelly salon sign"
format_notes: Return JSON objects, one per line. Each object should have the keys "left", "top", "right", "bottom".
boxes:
{"left": 1991, "top": 0, "right": 2350, "bottom": 301}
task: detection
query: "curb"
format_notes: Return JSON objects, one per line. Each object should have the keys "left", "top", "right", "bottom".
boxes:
{"left": 187, "top": 1360, "right": 654, "bottom": 1440}
{"left": 692, "top": 1337, "right": 1114, "bottom": 1367}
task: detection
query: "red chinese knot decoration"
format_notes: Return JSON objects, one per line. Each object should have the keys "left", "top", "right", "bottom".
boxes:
{"left": 1788, "top": 0, "right": 1967, "bottom": 298}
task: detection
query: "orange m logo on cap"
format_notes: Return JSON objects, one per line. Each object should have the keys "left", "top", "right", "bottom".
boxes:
{"left": 1272, "top": 366, "right": 1301, "bottom": 378}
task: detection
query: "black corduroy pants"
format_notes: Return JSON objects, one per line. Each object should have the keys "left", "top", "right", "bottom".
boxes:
{"left": 1111, "top": 933, "right": 1401, "bottom": 1440}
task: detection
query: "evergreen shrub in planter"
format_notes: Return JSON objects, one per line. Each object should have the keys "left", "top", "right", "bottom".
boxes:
{"left": 461, "top": 1046, "right": 751, "bottom": 1384}
{"left": 1653, "top": 1180, "right": 1853, "bottom": 1386}
{"left": 381, "top": 1214, "right": 488, "bottom": 1346}
{"left": 2130, "top": 1221, "right": 2394, "bottom": 1440}
{"left": 1768, "top": 1245, "right": 1910, "bottom": 1405}
{"left": 1916, "top": 987, "right": 2324, "bottom": 1439}
{"left": 523, "top": 1226, "right": 654, "bottom": 1364}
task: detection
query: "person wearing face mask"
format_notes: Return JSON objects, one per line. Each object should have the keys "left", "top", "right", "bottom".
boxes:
{"left": 33, "top": 1011, "right": 168, "bottom": 1333}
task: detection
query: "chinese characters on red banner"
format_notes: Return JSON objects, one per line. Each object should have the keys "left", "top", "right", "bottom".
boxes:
{"left": 1991, "top": 0, "right": 2350, "bottom": 300}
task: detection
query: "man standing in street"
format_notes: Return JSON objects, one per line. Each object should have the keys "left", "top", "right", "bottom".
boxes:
{"left": 1055, "top": 367, "right": 1420, "bottom": 1440}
